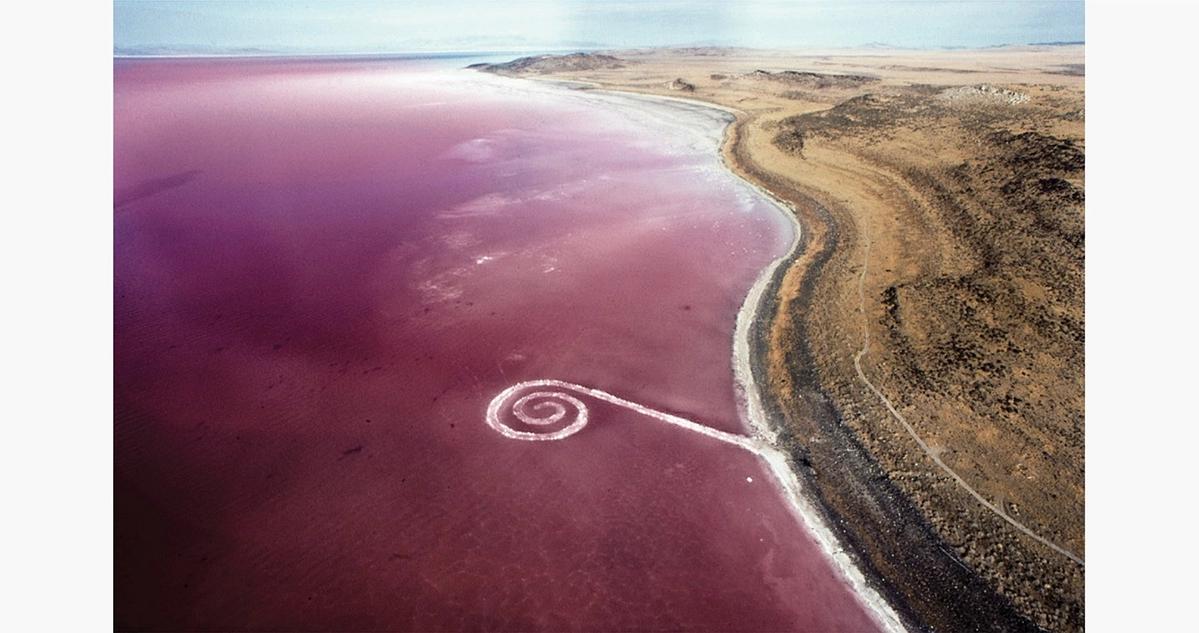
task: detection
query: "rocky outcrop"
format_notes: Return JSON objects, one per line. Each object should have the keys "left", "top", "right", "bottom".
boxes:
{"left": 668, "top": 77, "right": 696, "bottom": 92}
{"left": 749, "top": 69, "right": 878, "bottom": 89}
{"left": 470, "top": 52, "right": 628, "bottom": 75}
{"left": 938, "top": 84, "right": 1030, "bottom": 106}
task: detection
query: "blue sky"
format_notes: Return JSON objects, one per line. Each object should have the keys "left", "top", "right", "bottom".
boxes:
{"left": 114, "top": 1, "right": 1084, "bottom": 54}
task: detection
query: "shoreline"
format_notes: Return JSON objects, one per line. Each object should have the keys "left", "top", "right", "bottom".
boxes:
{"left": 505, "top": 76, "right": 912, "bottom": 633}
{"left": 494, "top": 69, "right": 1053, "bottom": 632}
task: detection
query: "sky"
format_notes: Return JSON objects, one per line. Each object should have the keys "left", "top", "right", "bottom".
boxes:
{"left": 114, "top": 0, "right": 1085, "bottom": 55}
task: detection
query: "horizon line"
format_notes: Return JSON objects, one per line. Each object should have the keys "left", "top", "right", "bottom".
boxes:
{"left": 113, "top": 41, "right": 1086, "bottom": 59}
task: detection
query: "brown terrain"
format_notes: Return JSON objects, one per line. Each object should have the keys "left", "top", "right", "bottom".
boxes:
{"left": 476, "top": 46, "right": 1084, "bottom": 633}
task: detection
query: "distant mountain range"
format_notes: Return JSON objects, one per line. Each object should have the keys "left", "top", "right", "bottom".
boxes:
{"left": 115, "top": 40, "right": 1084, "bottom": 58}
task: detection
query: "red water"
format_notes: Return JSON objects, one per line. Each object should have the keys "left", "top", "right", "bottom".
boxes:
{"left": 115, "top": 58, "right": 881, "bottom": 631}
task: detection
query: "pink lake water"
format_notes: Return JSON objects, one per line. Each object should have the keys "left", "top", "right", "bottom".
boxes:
{"left": 114, "top": 57, "right": 883, "bottom": 631}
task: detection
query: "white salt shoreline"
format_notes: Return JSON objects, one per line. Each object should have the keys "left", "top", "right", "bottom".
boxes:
{"left": 647, "top": 91, "right": 909, "bottom": 633}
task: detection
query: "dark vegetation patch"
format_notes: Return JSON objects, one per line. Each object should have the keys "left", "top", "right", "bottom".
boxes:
{"left": 986, "top": 129, "right": 1084, "bottom": 174}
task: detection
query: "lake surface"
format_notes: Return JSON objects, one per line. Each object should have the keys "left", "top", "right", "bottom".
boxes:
{"left": 115, "top": 57, "right": 881, "bottom": 631}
